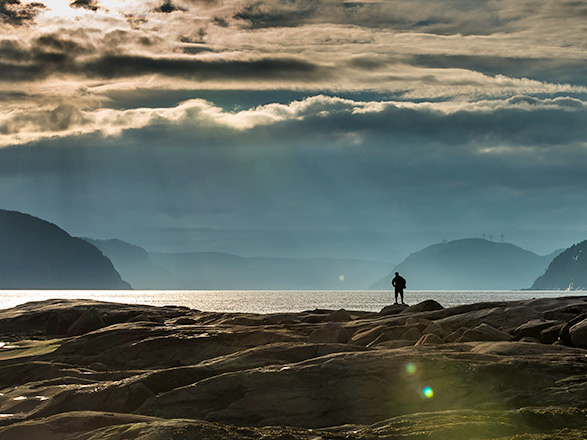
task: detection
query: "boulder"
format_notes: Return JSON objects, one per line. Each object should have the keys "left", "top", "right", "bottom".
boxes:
{"left": 401, "top": 327, "right": 421, "bottom": 341}
{"left": 415, "top": 334, "right": 443, "bottom": 345}
{"left": 444, "top": 327, "right": 468, "bottom": 343}
{"left": 402, "top": 300, "right": 444, "bottom": 313}
{"left": 569, "top": 318, "right": 587, "bottom": 349}
{"left": 379, "top": 304, "right": 408, "bottom": 316}
{"left": 422, "top": 323, "right": 446, "bottom": 338}
{"left": 513, "top": 319, "right": 563, "bottom": 340}
{"left": 406, "top": 317, "right": 433, "bottom": 327}
{"left": 67, "top": 308, "right": 106, "bottom": 336}
{"left": 379, "top": 324, "right": 421, "bottom": 341}
{"left": 350, "top": 326, "right": 387, "bottom": 346}
{"left": 309, "top": 323, "right": 349, "bottom": 344}
{"left": 456, "top": 323, "right": 512, "bottom": 343}
{"left": 328, "top": 309, "right": 352, "bottom": 322}
{"left": 544, "top": 303, "right": 587, "bottom": 321}
{"left": 559, "top": 313, "right": 587, "bottom": 346}
{"left": 539, "top": 323, "right": 565, "bottom": 344}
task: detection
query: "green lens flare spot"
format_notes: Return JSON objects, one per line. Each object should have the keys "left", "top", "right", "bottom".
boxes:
{"left": 423, "top": 386, "right": 434, "bottom": 398}
{"left": 405, "top": 363, "right": 416, "bottom": 375}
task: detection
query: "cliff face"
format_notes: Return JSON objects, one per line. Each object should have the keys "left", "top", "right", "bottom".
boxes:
{"left": 0, "top": 209, "right": 131, "bottom": 289}
{"left": 371, "top": 238, "right": 555, "bottom": 290}
{"left": 532, "top": 240, "right": 587, "bottom": 290}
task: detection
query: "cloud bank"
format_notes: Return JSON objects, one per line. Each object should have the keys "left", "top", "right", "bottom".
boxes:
{"left": 1, "top": 0, "right": 586, "bottom": 259}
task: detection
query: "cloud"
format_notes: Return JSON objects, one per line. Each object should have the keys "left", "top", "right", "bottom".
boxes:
{"left": 153, "top": 0, "right": 186, "bottom": 14}
{"left": 1, "top": 93, "right": 585, "bottom": 148}
{"left": 69, "top": 0, "right": 100, "bottom": 12}
{"left": 0, "top": 0, "right": 45, "bottom": 26}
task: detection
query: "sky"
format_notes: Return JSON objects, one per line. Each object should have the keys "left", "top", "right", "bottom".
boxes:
{"left": 1, "top": 0, "right": 586, "bottom": 262}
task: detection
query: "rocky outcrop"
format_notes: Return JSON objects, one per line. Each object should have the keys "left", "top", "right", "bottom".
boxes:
{"left": 0, "top": 296, "right": 585, "bottom": 439}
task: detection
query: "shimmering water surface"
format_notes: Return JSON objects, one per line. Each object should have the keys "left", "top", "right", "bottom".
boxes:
{"left": 0, "top": 290, "right": 584, "bottom": 314}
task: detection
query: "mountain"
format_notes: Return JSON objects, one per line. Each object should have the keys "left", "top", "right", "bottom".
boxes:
{"left": 84, "top": 239, "right": 181, "bottom": 289}
{"left": 531, "top": 240, "right": 587, "bottom": 290}
{"left": 83, "top": 237, "right": 391, "bottom": 290}
{"left": 149, "top": 251, "right": 390, "bottom": 290}
{"left": 0, "top": 209, "right": 130, "bottom": 289}
{"left": 370, "top": 238, "right": 558, "bottom": 290}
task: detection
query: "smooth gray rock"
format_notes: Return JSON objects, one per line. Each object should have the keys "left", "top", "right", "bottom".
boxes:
{"left": 309, "top": 322, "right": 349, "bottom": 344}
{"left": 380, "top": 304, "right": 409, "bottom": 315}
{"left": 403, "top": 300, "right": 444, "bottom": 313}
{"left": 513, "top": 319, "right": 563, "bottom": 340}
{"left": 457, "top": 323, "right": 513, "bottom": 343}
{"left": 328, "top": 309, "right": 352, "bottom": 322}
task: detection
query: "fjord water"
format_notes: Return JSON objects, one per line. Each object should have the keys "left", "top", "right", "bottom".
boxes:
{"left": 0, "top": 290, "right": 584, "bottom": 314}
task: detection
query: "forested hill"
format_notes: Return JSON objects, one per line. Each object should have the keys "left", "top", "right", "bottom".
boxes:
{"left": 0, "top": 209, "right": 130, "bottom": 289}
{"left": 532, "top": 240, "right": 587, "bottom": 290}
{"left": 371, "top": 238, "right": 558, "bottom": 290}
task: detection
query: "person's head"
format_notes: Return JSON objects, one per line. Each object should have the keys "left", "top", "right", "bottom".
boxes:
{"left": 395, "top": 272, "right": 399, "bottom": 276}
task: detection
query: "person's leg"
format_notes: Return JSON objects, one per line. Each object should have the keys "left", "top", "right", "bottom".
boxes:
{"left": 400, "top": 290, "right": 404, "bottom": 304}
{"left": 394, "top": 290, "right": 398, "bottom": 304}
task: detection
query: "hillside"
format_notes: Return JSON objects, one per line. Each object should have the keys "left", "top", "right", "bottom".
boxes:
{"left": 150, "top": 251, "right": 390, "bottom": 290}
{"left": 531, "top": 240, "right": 587, "bottom": 290}
{"left": 370, "top": 238, "right": 557, "bottom": 290}
{"left": 0, "top": 210, "right": 130, "bottom": 289}
{"left": 84, "top": 239, "right": 181, "bottom": 290}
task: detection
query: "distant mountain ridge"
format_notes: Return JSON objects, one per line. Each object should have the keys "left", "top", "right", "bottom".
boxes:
{"left": 0, "top": 209, "right": 130, "bottom": 289}
{"left": 370, "top": 238, "right": 559, "bottom": 290}
{"left": 150, "top": 251, "right": 391, "bottom": 290}
{"left": 84, "top": 239, "right": 179, "bottom": 290}
{"left": 531, "top": 240, "right": 587, "bottom": 290}
{"left": 84, "top": 238, "right": 392, "bottom": 290}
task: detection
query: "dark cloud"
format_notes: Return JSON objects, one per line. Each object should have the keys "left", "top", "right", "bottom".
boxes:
{"left": 153, "top": 0, "right": 186, "bottom": 14}
{"left": 0, "top": 104, "right": 85, "bottom": 134}
{"left": 212, "top": 16, "right": 228, "bottom": 27}
{"left": 0, "top": 0, "right": 45, "bottom": 26}
{"left": 0, "top": 31, "right": 326, "bottom": 81}
{"left": 0, "top": 35, "right": 92, "bottom": 81}
{"left": 232, "top": 0, "right": 512, "bottom": 35}
{"left": 80, "top": 54, "right": 326, "bottom": 81}
{"left": 69, "top": 0, "right": 100, "bottom": 12}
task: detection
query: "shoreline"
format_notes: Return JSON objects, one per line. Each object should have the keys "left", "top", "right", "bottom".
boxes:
{"left": 0, "top": 289, "right": 585, "bottom": 315}
{"left": 0, "top": 296, "right": 585, "bottom": 439}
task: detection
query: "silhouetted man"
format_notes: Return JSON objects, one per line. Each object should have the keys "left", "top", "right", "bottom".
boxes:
{"left": 391, "top": 272, "right": 406, "bottom": 304}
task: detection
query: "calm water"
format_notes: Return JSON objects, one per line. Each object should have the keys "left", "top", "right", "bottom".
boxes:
{"left": 0, "top": 290, "right": 584, "bottom": 314}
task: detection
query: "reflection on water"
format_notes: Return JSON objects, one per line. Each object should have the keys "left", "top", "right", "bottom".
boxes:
{"left": 0, "top": 290, "right": 584, "bottom": 314}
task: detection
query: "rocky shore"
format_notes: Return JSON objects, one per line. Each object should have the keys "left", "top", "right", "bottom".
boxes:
{"left": 0, "top": 296, "right": 585, "bottom": 439}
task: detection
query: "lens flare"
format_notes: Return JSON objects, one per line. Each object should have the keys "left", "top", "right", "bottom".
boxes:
{"left": 405, "top": 363, "right": 417, "bottom": 375}
{"left": 423, "top": 386, "right": 434, "bottom": 398}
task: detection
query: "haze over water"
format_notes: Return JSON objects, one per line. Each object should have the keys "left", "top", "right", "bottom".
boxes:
{"left": 1, "top": 290, "right": 584, "bottom": 315}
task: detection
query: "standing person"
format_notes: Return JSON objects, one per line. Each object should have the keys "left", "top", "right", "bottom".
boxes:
{"left": 391, "top": 272, "right": 406, "bottom": 304}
